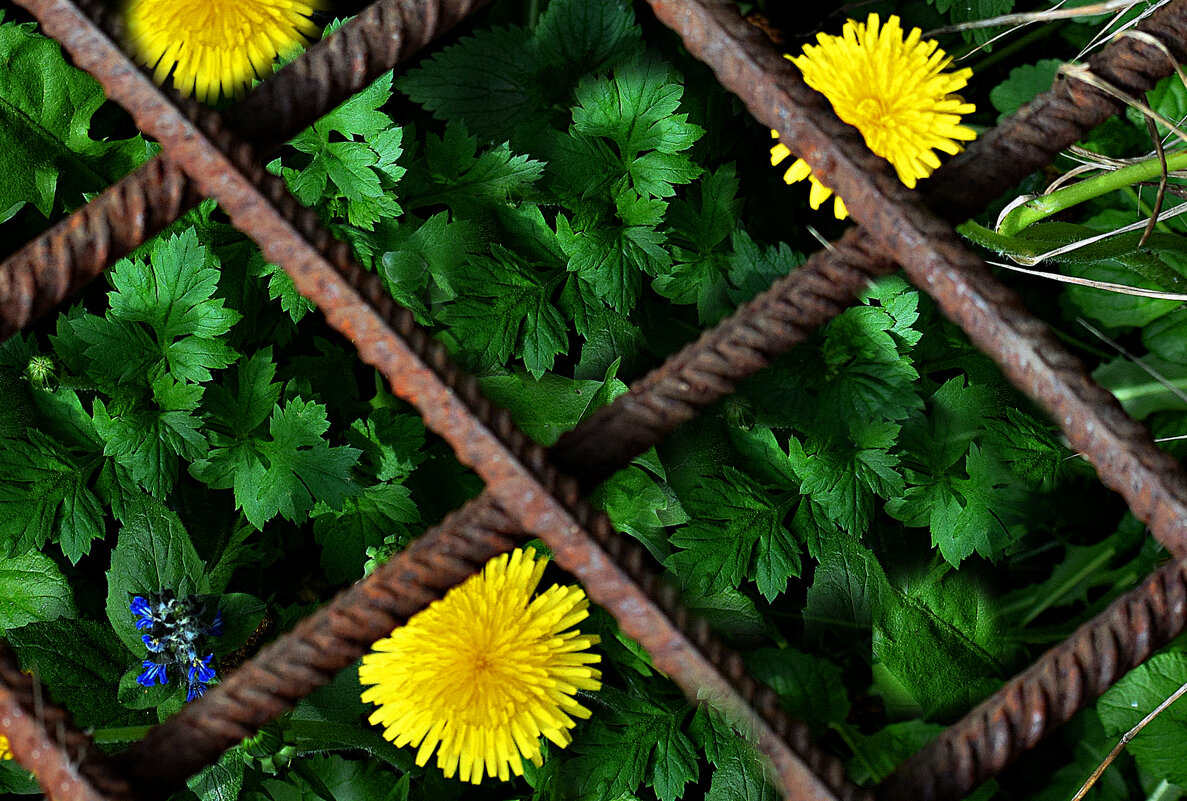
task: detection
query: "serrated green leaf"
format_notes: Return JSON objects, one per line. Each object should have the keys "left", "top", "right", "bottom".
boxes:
{"left": 0, "top": 550, "right": 76, "bottom": 628}
{"left": 989, "top": 60, "right": 1062, "bottom": 122}
{"left": 312, "top": 484, "right": 419, "bottom": 584}
{"left": 0, "top": 16, "right": 153, "bottom": 220}
{"left": 0, "top": 429, "right": 104, "bottom": 562}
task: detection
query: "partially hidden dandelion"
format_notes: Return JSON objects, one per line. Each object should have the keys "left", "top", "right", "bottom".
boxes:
{"left": 131, "top": 591, "right": 223, "bottom": 702}
{"left": 122, "top": 0, "right": 322, "bottom": 104}
{"left": 770, "top": 13, "right": 977, "bottom": 219}
{"left": 359, "top": 548, "right": 602, "bottom": 784}
{"left": 0, "top": 735, "right": 11, "bottom": 760}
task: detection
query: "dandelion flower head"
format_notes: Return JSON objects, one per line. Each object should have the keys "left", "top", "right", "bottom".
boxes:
{"left": 123, "top": 0, "right": 322, "bottom": 103}
{"left": 0, "top": 735, "right": 11, "bottom": 760}
{"left": 360, "top": 548, "right": 602, "bottom": 784}
{"left": 770, "top": 13, "right": 976, "bottom": 219}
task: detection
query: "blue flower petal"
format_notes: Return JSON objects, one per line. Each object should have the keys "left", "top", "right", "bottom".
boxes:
{"left": 136, "top": 661, "right": 169, "bottom": 687}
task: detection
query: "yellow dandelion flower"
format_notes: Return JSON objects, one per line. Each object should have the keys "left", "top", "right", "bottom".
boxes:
{"left": 123, "top": 0, "right": 322, "bottom": 104}
{"left": 770, "top": 13, "right": 976, "bottom": 220}
{"left": 0, "top": 734, "right": 12, "bottom": 760}
{"left": 360, "top": 548, "right": 602, "bottom": 784}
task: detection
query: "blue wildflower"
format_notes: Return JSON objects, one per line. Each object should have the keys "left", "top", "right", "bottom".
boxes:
{"left": 137, "top": 661, "right": 169, "bottom": 687}
{"left": 129, "top": 591, "right": 222, "bottom": 702}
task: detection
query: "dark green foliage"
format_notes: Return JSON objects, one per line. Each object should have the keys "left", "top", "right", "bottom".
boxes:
{"left": 1, "top": 1, "right": 1183, "bottom": 800}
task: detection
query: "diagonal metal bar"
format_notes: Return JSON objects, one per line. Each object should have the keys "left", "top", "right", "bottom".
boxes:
{"left": 17, "top": 1, "right": 862, "bottom": 799}
{"left": 0, "top": 0, "right": 491, "bottom": 341}
{"left": 0, "top": 641, "right": 135, "bottom": 801}
{"left": 640, "top": 0, "right": 1187, "bottom": 557}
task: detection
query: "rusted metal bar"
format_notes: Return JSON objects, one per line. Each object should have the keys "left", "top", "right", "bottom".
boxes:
{"left": 880, "top": 554, "right": 1187, "bottom": 801}
{"left": 0, "top": 640, "right": 134, "bottom": 801}
{"left": 22, "top": 1, "right": 861, "bottom": 799}
{"left": 640, "top": 0, "right": 1187, "bottom": 555}
{"left": 553, "top": 0, "right": 1187, "bottom": 488}
{"left": 0, "top": 0, "right": 491, "bottom": 342}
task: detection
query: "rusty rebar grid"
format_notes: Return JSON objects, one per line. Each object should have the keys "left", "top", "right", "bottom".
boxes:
{"left": 8, "top": 1, "right": 867, "bottom": 800}
{"left": 6, "top": 0, "right": 1187, "bottom": 797}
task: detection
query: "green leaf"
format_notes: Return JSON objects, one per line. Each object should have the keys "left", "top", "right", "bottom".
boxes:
{"left": 0, "top": 15, "right": 152, "bottom": 220}
{"left": 397, "top": 27, "right": 543, "bottom": 143}
{"left": 726, "top": 229, "right": 804, "bottom": 307}
{"left": 571, "top": 56, "right": 703, "bottom": 160}
{"left": 1094, "top": 353, "right": 1187, "bottom": 419}
{"left": 477, "top": 367, "right": 626, "bottom": 447}
{"left": 591, "top": 465, "right": 686, "bottom": 563}
{"left": 888, "top": 444, "right": 1027, "bottom": 566}
{"left": 789, "top": 423, "right": 905, "bottom": 535}
{"left": 989, "top": 60, "right": 1062, "bottom": 122}
{"left": 345, "top": 408, "right": 427, "bottom": 483}
{"left": 928, "top": 0, "right": 1015, "bottom": 45}
{"left": 666, "top": 466, "right": 801, "bottom": 601}
{"left": 104, "top": 495, "right": 210, "bottom": 655}
{"left": 534, "top": 0, "right": 641, "bottom": 80}
{"left": 0, "top": 429, "right": 104, "bottom": 562}
{"left": 260, "top": 754, "right": 406, "bottom": 801}
{"left": 803, "top": 526, "right": 889, "bottom": 634}
{"left": 6, "top": 618, "right": 150, "bottom": 727}
{"left": 0, "top": 551, "right": 76, "bottom": 629}
{"left": 312, "top": 483, "right": 419, "bottom": 584}
{"left": 93, "top": 374, "right": 207, "bottom": 498}
{"left": 188, "top": 748, "right": 246, "bottom": 801}
{"left": 873, "top": 564, "right": 1007, "bottom": 720}
{"left": 1098, "top": 650, "right": 1187, "bottom": 785}
{"left": 844, "top": 720, "right": 944, "bottom": 785}
{"left": 437, "top": 246, "right": 566, "bottom": 377}
{"left": 688, "top": 706, "right": 777, "bottom": 801}
{"left": 192, "top": 394, "right": 361, "bottom": 529}
{"left": 562, "top": 687, "right": 697, "bottom": 801}
{"left": 104, "top": 228, "right": 241, "bottom": 384}
{"left": 410, "top": 121, "right": 544, "bottom": 215}
{"left": 745, "top": 646, "right": 850, "bottom": 736}
{"left": 556, "top": 212, "right": 671, "bottom": 313}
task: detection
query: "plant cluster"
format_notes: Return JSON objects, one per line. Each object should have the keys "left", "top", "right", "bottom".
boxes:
{"left": 3, "top": 0, "right": 1187, "bottom": 800}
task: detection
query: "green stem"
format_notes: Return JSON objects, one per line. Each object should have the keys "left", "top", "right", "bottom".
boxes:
{"left": 91, "top": 726, "right": 152, "bottom": 745}
{"left": 998, "top": 149, "right": 1187, "bottom": 236}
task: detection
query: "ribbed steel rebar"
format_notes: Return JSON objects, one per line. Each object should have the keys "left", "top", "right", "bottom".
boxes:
{"left": 0, "top": 640, "right": 135, "bottom": 801}
{"left": 640, "top": 0, "right": 1187, "bottom": 550}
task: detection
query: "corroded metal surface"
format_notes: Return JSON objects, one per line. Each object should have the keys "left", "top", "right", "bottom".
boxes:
{"left": 0, "top": 641, "right": 134, "bottom": 801}
{"left": 7, "top": 0, "right": 1187, "bottom": 800}
{"left": 554, "top": 0, "right": 1187, "bottom": 489}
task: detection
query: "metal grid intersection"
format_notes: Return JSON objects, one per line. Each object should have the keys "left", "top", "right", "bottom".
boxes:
{"left": 2, "top": 1, "right": 1187, "bottom": 800}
